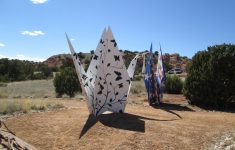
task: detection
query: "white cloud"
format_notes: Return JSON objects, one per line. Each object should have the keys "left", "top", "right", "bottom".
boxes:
{"left": 70, "top": 38, "right": 75, "bottom": 41}
{"left": 30, "top": 0, "right": 48, "bottom": 4}
{"left": 0, "top": 54, "right": 45, "bottom": 62}
{"left": 21, "top": 30, "right": 45, "bottom": 36}
{"left": 0, "top": 54, "right": 6, "bottom": 58}
{"left": 0, "top": 43, "right": 5, "bottom": 47}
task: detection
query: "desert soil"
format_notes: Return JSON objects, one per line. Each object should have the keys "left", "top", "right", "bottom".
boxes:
{"left": 3, "top": 94, "right": 235, "bottom": 150}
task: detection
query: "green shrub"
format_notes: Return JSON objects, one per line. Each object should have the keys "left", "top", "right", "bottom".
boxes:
{"left": 164, "top": 75, "right": 183, "bottom": 94}
{"left": 184, "top": 44, "right": 235, "bottom": 109}
{"left": 84, "top": 57, "right": 91, "bottom": 64}
{"left": 53, "top": 67, "right": 81, "bottom": 97}
{"left": 40, "top": 65, "right": 53, "bottom": 78}
{"left": 54, "top": 73, "right": 64, "bottom": 97}
{"left": 0, "top": 59, "right": 35, "bottom": 82}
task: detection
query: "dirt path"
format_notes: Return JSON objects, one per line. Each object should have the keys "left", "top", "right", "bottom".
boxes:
{"left": 4, "top": 95, "right": 235, "bottom": 150}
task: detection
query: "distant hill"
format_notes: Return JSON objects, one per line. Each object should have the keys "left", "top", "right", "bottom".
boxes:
{"left": 42, "top": 54, "right": 71, "bottom": 68}
{"left": 41, "top": 53, "right": 91, "bottom": 68}
{"left": 40, "top": 51, "right": 190, "bottom": 72}
{"left": 163, "top": 53, "right": 191, "bottom": 72}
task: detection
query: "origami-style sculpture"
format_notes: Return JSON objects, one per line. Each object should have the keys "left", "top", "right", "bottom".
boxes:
{"left": 66, "top": 27, "right": 139, "bottom": 116}
{"left": 144, "top": 44, "right": 165, "bottom": 105}
{"left": 155, "top": 46, "right": 166, "bottom": 102}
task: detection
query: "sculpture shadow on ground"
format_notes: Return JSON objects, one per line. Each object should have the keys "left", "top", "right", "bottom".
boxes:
{"left": 79, "top": 112, "right": 179, "bottom": 139}
{"left": 151, "top": 102, "right": 195, "bottom": 119}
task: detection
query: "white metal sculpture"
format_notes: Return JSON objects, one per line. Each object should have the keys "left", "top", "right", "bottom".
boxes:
{"left": 66, "top": 27, "right": 139, "bottom": 116}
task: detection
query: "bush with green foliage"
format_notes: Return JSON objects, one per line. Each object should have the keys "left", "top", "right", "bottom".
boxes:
{"left": 90, "top": 50, "right": 94, "bottom": 54}
{"left": 0, "top": 59, "right": 35, "bottom": 82}
{"left": 84, "top": 57, "right": 91, "bottom": 65}
{"left": 39, "top": 65, "right": 53, "bottom": 78}
{"left": 164, "top": 75, "right": 183, "bottom": 94}
{"left": 61, "top": 57, "right": 74, "bottom": 69}
{"left": 77, "top": 52, "right": 85, "bottom": 59}
{"left": 184, "top": 44, "right": 235, "bottom": 109}
{"left": 0, "top": 58, "right": 55, "bottom": 82}
{"left": 53, "top": 67, "right": 81, "bottom": 97}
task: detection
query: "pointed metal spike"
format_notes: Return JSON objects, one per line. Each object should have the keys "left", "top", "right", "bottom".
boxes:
{"left": 65, "top": 33, "right": 76, "bottom": 54}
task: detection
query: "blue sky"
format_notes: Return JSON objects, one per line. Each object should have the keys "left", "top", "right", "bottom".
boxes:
{"left": 0, "top": 0, "right": 235, "bottom": 61}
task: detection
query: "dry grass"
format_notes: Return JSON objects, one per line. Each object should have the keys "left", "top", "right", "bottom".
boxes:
{"left": 0, "top": 83, "right": 8, "bottom": 98}
{"left": 0, "top": 99, "right": 64, "bottom": 115}
{"left": 130, "top": 81, "right": 146, "bottom": 95}
{"left": 0, "top": 80, "right": 147, "bottom": 99}
{"left": 0, "top": 80, "right": 55, "bottom": 98}
{"left": 0, "top": 88, "right": 8, "bottom": 98}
